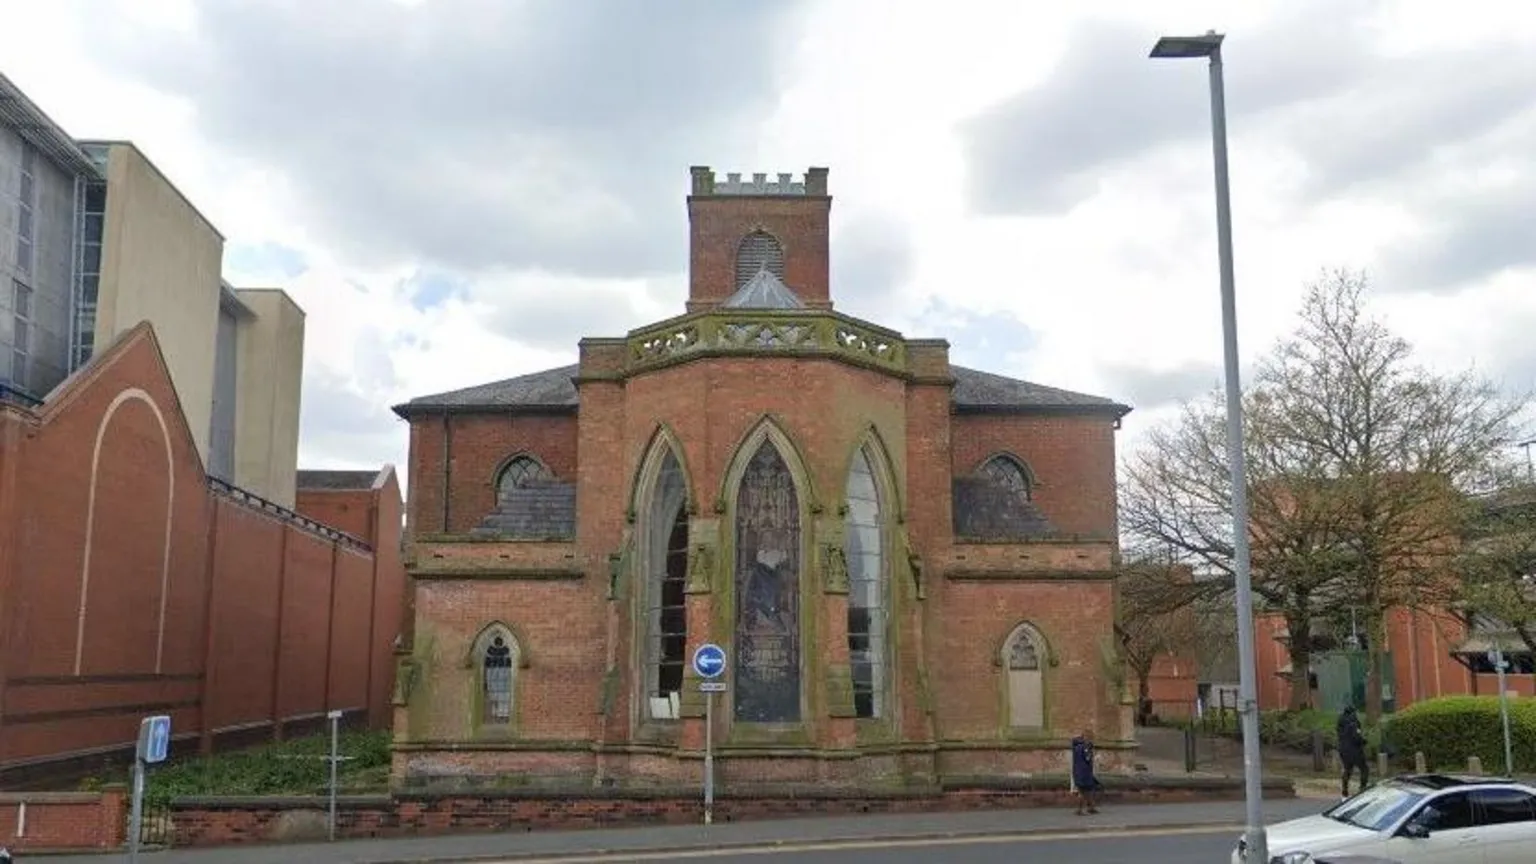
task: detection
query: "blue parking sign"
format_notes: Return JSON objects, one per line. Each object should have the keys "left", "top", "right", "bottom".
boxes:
{"left": 139, "top": 715, "right": 171, "bottom": 764}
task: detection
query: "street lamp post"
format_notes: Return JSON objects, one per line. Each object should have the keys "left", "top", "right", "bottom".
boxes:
{"left": 1150, "top": 30, "right": 1268, "bottom": 864}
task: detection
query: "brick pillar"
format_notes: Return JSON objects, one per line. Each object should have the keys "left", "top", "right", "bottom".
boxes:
{"left": 818, "top": 534, "right": 857, "bottom": 749}
{"left": 576, "top": 338, "right": 629, "bottom": 749}
{"left": 901, "top": 340, "right": 952, "bottom": 746}
{"left": 677, "top": 523, "right": 717, "bottom": 752}
{"left": 269, "top": 524, "right": 291, "bottom": 740}
{"left": 0, "top": 412, "right": 25, "bottom": 741}
{"left": 99, "top": 784, "right": 128, "bottom": 848}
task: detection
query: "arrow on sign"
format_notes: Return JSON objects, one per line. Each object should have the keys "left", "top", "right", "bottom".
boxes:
{"left": 692, "top": 643, "right": 726, "bottom": 679}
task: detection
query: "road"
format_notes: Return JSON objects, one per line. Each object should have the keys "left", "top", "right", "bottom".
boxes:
{"left": 464, "top": 825, "right": 1243, "bottom": 863}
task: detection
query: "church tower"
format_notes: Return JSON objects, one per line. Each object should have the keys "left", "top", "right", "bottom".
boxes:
{"left": 685, "top": 166, "right": 832, "bottom": 313}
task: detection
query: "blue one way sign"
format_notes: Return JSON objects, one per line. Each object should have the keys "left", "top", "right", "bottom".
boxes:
{"left": 692, "top": 643, "right": 726, "bottom": 679}
{"left": 139, "top": 715, "right": 171, "bottom": 764}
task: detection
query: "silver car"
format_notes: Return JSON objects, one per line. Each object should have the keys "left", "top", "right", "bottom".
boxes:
{"left": 1233, "top": 774, "right": 1536, "bottom": 863}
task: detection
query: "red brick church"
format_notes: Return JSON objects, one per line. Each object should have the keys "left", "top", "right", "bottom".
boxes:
{"left": 389, "top": 167, "right": 1135, "bottom": 789}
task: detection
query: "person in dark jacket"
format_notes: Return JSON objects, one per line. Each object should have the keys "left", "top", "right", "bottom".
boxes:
{"left": 1071, "top": 728, "right": 1101, "bottom": 815}
{"left": 1337, "top": 705, "right": 1369, "bottom": 798}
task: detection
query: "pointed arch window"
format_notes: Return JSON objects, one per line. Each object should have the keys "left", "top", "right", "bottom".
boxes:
{"left": 980, "top": 454, "right": 1034, "bottom": 502}
{"left": 844, "top": 445, "right": 887, "bottom": 719}
{"left": 497, "top": 455, "right": 553, "bottom": 502}
{"left": 476, "top": 626, "right": 521, "bottom": 726}
{"left": 1003, "top": 624, "right": 1046, "bottom": 729}
{"left": 643, "top": 448, "right": 690, "bottom": 720}
{"left": 733, "top": 438, "right": 802, "bottom": 724}
{"left": 735, "top": 230, "right": 785, "bottom": 291}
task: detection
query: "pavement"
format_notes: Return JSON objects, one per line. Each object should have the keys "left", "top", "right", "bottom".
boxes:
{"left": 35, "top": 798, "right": 1329, "bottom": 864}
{"left": 460, "top": 826, "right": 1257, "bottom": 863}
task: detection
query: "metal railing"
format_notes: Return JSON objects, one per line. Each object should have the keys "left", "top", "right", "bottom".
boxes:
{"left": 209, "top": 476, "right": 372, "bottom": 552}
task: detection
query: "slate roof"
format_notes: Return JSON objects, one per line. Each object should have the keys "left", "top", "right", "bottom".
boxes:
{"left": 951, "top": 475, "right": 1058, "bottom": 540}
{"left": 721, "top": 268, "right": 806, "bottom": 310}
{"left": 471, "top": 479, "right": 577, "bottom": 540}
{"left": 392, "top": 362, "right": 1129, "bottom": 418}
{"left": 297, "top": 469, "right": 381, "bottom": 491}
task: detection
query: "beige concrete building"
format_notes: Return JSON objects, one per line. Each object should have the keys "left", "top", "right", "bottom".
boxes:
{"left": 1, "top": 72, "right": 306, "bottom": 508}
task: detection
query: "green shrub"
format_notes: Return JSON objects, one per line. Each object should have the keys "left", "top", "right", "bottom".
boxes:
{"left": 1390, "top": 696, "right": 1536, "bottom": 774}
{"left": 142, "top": 730, "right": 392, "bottom": 806}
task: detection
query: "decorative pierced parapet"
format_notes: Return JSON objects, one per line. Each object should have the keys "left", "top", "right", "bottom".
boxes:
{"left": 626, "top": 310, "right": 907, "bottom": 375}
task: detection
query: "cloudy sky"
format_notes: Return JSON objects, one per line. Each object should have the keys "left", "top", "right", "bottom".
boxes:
{"left": 5, "top": 0, "right": 1535, "bottom": 486}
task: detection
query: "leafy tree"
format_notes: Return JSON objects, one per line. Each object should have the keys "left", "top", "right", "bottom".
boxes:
{"left": 1459, "top": 483, "right": 1536, "bottom": 655}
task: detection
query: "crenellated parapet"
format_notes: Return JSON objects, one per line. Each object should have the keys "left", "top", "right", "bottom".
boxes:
{"left": 690, "top": 166, "right": 830, "bottom": 197}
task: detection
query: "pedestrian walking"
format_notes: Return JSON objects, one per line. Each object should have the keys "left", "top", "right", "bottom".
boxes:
{"left": 1071, "top": 728, "right": 1101, "bottom": 815}
{"left": 1337, "top": 705, "right": 1370, "bottom": 798}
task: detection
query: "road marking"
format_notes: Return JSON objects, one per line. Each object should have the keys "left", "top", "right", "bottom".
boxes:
{"left": 450, "top": 823, "right": 1246, "bottom": 863}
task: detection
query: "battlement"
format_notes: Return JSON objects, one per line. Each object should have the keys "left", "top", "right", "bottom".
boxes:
{"left": 690, "top": 166, "right": 829, "bottom": 197}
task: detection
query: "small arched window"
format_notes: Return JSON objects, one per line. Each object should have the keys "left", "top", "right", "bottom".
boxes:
{"left": 735, "top": 230, "right": 785, "bottom": 290}
{"left": 1003, "top": 624, "right": 1046, "bottom": 729}
{"left": 476, "top": 626, "right": 521, "bottom": 726}
{"left": 980, "top": 454, "right": 1034, "bottom": 502}
{"left": 497, "top": 455, "right": 552, "bottom": 502}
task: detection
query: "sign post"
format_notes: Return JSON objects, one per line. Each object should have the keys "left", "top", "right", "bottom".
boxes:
{"left": 1489, "top": 648, "right": 1514, "bottom": 775}
{"left": 129, "top": 715, "right": 171, "bottom": 863}
{"left": 692, "top": 643, "right": 727, "bottom": 826}
{"left": 327, "top": 709, "right": 343, "bottom": 841}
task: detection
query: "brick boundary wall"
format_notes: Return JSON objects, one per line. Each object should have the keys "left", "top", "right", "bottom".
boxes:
{"left": 0, "top": 785, "right": 126, "bottom": 852}
{"left": 169, "top": 776, "right": 1296, "bottom": 848}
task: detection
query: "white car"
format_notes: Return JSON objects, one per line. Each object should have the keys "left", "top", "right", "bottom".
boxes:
{"left": 1233, "top": 774, "right": 1536, "bottom": 863}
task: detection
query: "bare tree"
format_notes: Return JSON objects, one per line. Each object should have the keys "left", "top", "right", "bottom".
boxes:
{"left": 1116, "top": 549, "right": 1233, "bottom": 724}
{"left": 1258, "top": 271, "right": 1524, "bottom": 721}
{"left": 1121, "top": 387, "right": 1360, "bottom": 711}
{"left": 1122, "top": 270, "right": 1526, "bottom": 719}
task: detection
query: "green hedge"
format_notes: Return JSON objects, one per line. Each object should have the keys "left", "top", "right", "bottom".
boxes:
{"left": 1390, "top": 696, "right": 1536, "bottom": 773}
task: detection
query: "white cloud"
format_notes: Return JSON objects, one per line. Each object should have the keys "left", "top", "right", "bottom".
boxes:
{"left": 4, "top": 0, "right": 1535, "bottom": 493}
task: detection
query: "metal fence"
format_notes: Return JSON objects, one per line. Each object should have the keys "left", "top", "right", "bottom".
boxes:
{"left": 135, "top": 799, "right": 173, "bottom": 847}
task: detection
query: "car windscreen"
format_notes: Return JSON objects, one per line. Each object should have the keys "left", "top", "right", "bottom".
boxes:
{"left": 1324, "top": 782, "right": 1427, "bottom": 832}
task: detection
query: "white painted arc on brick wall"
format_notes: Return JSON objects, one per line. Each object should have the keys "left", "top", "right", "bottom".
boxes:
{"left": 74, "top": 387, "right": 175, "bottom": 676}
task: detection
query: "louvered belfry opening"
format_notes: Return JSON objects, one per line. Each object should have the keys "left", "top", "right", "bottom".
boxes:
{"left": 734, "top": 230, "right": 785, "bottom": 291}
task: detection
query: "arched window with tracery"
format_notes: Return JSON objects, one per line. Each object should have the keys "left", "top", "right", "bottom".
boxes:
{"left": 980, "top": 454, "right": 1034, "bottom": 502}
{"left": 733, "top": 437, "right": 802, "bottom": 724}
{"left": 1003, "top": 623, "right": 1046, "bottom": 729}
{"left": 641, "top": 446, "right": 690, "bottom": 720}
{"left": 844, "top": 444, "right": 887, "bottom": 719}
{"left": 496, "top": 455, "right": 553, "bottom": 503}
{"left": 735, "top": 230, "right": 785, "bottom": 290}
{"left": 475, "top": 626, "right": 521, "bottom": 726}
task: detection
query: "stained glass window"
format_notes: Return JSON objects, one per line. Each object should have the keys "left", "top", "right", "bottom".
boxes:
{"left": 733, "top": 440, "right": 801, "bottom": 723}
{"left": 735, "top": 230, "right": 785, "bottom": 291}
{"left": 981, "top": 455, "right": 1033, "bottom": 502}
{"left": 844, "top": 446, "right": 886, "bottom": 719}
{"left": 644, "top": 449, "right": 689, "bottom": 720}
{"left": 497, "top": 455, "right": 552, "bottom": 502}
{"left": 482, "top": 632, "right": 515, "bottom": 724}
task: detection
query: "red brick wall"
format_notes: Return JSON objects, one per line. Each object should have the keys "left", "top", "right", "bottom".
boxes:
{"left": 951, "top": 414, "right": 1119, "bottom": 538}
{"left": 0, "top": 788, "right": 126, "bottom": 851}
{"left": 686, "top": 188, "right": 832, "bottom": 310}
{"left": 294, "top": 473, "right": 410, "bottom": 728}
{"left": 167, "top": 778, "right": 1294, "bottom": 848}
{"left": 0, "top": 325, "right": 403, "bottom": 778}
{"left": 407, "top": 414, "right": 578, "bottom": 535}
